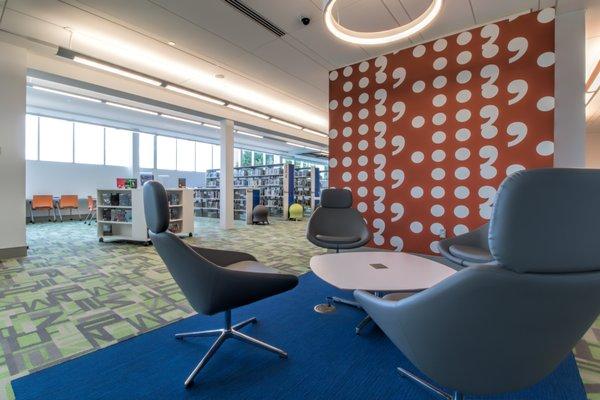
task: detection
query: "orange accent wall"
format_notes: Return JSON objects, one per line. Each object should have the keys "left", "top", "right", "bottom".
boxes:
{"left": 328, "top": 9, "right": 555, "bottom": 254}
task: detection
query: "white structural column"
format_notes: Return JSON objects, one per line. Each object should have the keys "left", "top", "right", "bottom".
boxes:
{"left": 554, "top": 8, "right": 586, "bottom": 167}
{"left": 0, "top": 43, "right": 27, "bottom": 258}
{"left": 132, "top": 131, "right": 140, "bottom": 179}
{"left": 219, "top": 119, "right": 234, "bottom": 229}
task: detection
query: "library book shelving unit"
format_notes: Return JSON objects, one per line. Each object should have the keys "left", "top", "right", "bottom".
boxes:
{"left": 97, "top": 188, "right": 194, "bottom": 244}
{"left": 194, "top": 163, "right": 294, "bottom": 219}
{"left": 193, "top": 187, "right": 249, "bottom": 219}
{"left": 294, "top": 166, "right": 321, "bottom": 215}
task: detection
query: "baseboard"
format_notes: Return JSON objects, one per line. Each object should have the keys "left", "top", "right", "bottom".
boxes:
{"left": 0, "top": 246, "right": 27, "bottom": 259}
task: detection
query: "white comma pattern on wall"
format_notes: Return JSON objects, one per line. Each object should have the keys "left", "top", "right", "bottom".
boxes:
{"left": 328, "top": 9, "right": 555, "bottom": 254}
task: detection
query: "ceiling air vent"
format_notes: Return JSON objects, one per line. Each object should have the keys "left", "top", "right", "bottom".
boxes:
{"left": 222, "top": 0, "right": 286, "bottom": 37}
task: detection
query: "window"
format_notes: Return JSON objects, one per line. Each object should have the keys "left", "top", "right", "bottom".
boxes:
{"left": 39, "top": 117, "right": 73, "bottom": 163}
{"left": 139, "top": 133, "right": 155, "bottom": 169}
{"left": 177, "top": 139, "right": 195, "bottom": 171}
{"left": 234, "top": 148, "right": 241, "bottom": 167}
{"left": 105, "top": 128, "right": 132, "bottom": 167}
{"left": 156, "top": 136, "right": 176, "bottom": 170}
{"left": 25, "top": 115, "right": 38, "bottom": 160}
{"left": 265, "top": 154, "right": 274, "bottom": 165}
{"left": 212, "top": 145, "right": 221, "bottom": 169}
{"left": 195, "top": 142, "right": 212, "bottom": 172}
{"left": 241, "top": 150, "right": 252, "bottom": 167}
{"left": 253, "top": 151, "right": 264, "bottom": 166}
{"left": 74, "top": 122, "right": 104, "bottom": 165}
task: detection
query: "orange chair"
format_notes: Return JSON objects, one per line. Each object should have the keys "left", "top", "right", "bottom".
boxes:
{"left": 84, "top": 196, "right": 97, "bottom": 225}
{"left": 57, "top": 195, "right": 80, "bottom": 222}
{"left": 30, "top": 195, "right": 56, "bottom": 223}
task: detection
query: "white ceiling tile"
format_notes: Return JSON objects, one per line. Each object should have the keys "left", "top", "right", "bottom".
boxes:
{"left": 406, "top": 0, "right": 475, "bottom": 41}
{"left": 243, "top": 0, "right": 322, "bottom": 35}
{"left": 254, "top": 38, "right": 329, "bottom": 92}
{"left": 469, "top": 0, "right": 538, "bottom": 24}
{"left": 286, "top": 13, "right": 370, "bottom": 67}
{"left": 334, "top": 0, "right": 400, "bottom": 31}
{"left": 149, "top": 0, "right": 277, "bottom": 51}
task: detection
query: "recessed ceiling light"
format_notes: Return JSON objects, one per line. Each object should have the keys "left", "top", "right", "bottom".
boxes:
{"left": 164, "top": 84, "right": 226, "bottom": 106}
{"left": 168, "top": 41, "right": 176, "bottom": 46}
{"left": 31, "top": 85, "right": 102, "bottom": 103}
{"left": 105, "top": 102, "right": 159, "bottom": 115}
{"left": 270, "top": 117, "right": 302, "bottom": 130}
{"left": 73, "top": 56, "right": 162, "bottom": 86}
{"left": 226, "top": 104, "right": 269, "bottom": 119}
{"left": 323, "top": 0, "right": 443, "bottom": 45}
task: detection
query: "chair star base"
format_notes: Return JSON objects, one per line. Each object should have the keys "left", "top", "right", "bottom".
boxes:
{"left": 397, "top": 367, "right": 463, "bottom": 400}
{"left": 175, "top": 310, "right": 288, "bottom": 388}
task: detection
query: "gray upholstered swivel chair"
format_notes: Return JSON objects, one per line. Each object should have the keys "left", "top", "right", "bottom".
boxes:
{"left": 355, "top": 168, "right": 600, "bottom": 400}
{"left": 307, "top": 188, "right": 371, "bottom": 252}
{"left": 438, "top": 223, "right": 494, "bottom": 267}
{"left": 307, "top": 188, "right": 371, "bottom": 310}
{"left": 143, "top": 181, "right": 298, "bottom": 388}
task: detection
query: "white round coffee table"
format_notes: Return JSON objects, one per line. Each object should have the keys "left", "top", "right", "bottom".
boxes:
{"left": 310, "top": 251, "right": 456, "bottom": 333}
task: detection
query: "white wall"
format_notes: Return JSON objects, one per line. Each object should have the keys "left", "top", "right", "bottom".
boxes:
{"left": 147, "top": 169, "right": 206, "bottom": 189}
{"left": 26, "top": 161, "right": 132, "bottom": 199}
{"left": 26, "top": 161, "right": 206, "bottom": 216}
{"left": 0, "top": 43, "right": 27, "bottom": 256}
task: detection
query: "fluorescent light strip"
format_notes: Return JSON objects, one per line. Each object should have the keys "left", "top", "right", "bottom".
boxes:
{"left": 286, "top": 142, "right": 325, "bottom": 153}
{"left": 105, "top": 102, "right": 159, "bottom": 115}
{"left": 236, "top": 130, "right": 264, "bottom": 139}
{"left": 164, "top": 85, "right": 225, "bottom": 106}
{"left": 303, "top": 145, "right": 322, "bottom": 152}
{"left": 161, "top": 114, "right": 203, "bottom": 125}
{"left": 270, "top": 117, "right": 302, "bottom": 130}
{"left": 73, "top": 56, "right": 162, "bottom": 86}
{"left": 302, "top": 127, "right": 328, "bottom": 138}
{"left": 226, "top": 104, "right": 269, "bottom": 120}
{"left": 31, "top": 85, "right": 102, "bottom": 103}
{"left": 203, "top": 123, "right": 220, "bottom": 129}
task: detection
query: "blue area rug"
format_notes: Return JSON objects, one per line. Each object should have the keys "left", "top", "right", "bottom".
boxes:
{"left": 13, "top": 273, "right": 586, "bottom": 400}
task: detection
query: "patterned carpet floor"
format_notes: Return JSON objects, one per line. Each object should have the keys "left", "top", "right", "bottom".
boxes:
{"left": 0, "top": 218, "right": 598, "bottom": 399}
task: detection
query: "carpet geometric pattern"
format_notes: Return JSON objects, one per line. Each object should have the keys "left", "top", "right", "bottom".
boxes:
{"left": 0, "top": 218, "right": 598, "bottom": 399}
{"left": 0, "top": 218, "right": 324, "bottom": 400}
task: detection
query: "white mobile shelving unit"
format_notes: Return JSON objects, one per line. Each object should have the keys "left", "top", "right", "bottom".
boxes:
{"left": 97, "top": 188, "right": 194, "bottom": 244}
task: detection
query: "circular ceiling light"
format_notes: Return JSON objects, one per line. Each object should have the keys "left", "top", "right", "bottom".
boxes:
{"left": 323, "top": 0, "right": 443, "bottom": 46}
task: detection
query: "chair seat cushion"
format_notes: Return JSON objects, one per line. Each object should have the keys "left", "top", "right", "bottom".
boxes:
{"left": 449, "top": 244, "right": 493, "bottom": 263}
{"left": 315, "top": 234, "right": 361, "bottom": 244}
{"left": 382, "top": 292, "right": 414, "bottom": 301}
{"left": 225, "top": 260, "right": 281, "bottom": 274}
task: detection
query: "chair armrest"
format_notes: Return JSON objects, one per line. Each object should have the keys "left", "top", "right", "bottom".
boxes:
{"left": 188, "top": 246, "right": 257, "bottom": 267}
